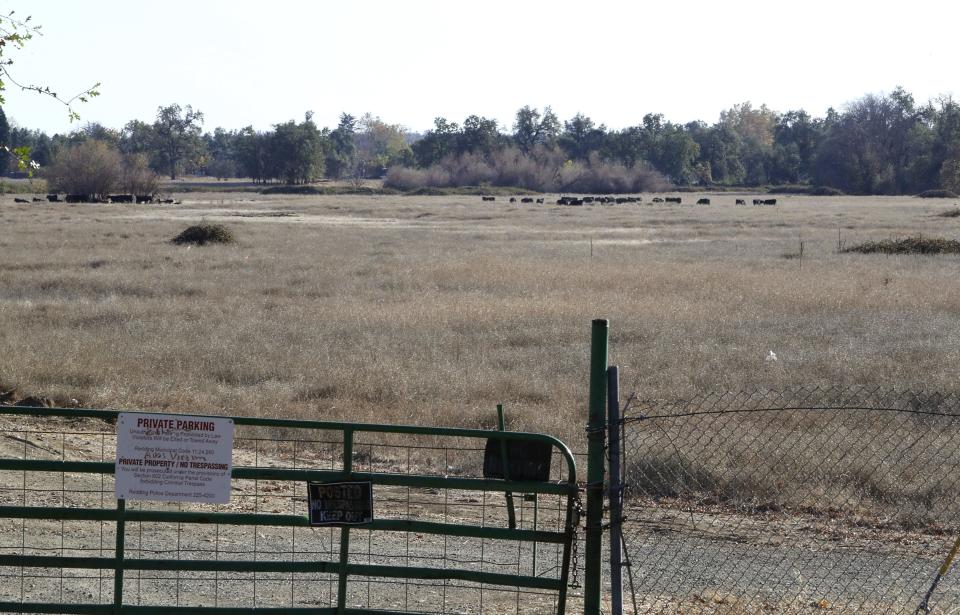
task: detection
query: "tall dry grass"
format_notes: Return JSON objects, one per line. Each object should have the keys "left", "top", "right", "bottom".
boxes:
{"left": 1, "top": 192, "right": 959, "bottom": 453}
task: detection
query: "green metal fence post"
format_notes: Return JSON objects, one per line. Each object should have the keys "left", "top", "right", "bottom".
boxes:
{"left": 584, "top": 318, "right": 608, "bottom": 614}
{"left": 114, "top": 498, "right": 126, "bottom": 609}
{"left": 337, "top": 428, "right": 355, "bottom": 615}
{"left": 497, "top": 404, "right": 517, "bottom": 529}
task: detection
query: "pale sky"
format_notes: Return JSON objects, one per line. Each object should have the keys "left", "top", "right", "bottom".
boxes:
{"left": 5, "top": 0, "right": 958, "bottom": 135}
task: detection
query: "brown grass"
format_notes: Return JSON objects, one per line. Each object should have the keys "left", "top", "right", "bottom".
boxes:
{"left": 1, "top": 192, "right": 959, "bottom": 452}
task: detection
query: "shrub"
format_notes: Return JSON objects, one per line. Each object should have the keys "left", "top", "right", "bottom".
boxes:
{"left": 171, "top": 224, "right": 236, "bottom": 246}
{"left": 809, "top": 185, "right": 844, "bottom": 196}
{"left": 122, "top": 153, "right": 160, "bottom": 197}
{"left": 842, "top": 236, "right": 960, "bottom": 255}
{"left": 45, "top": 140, "right": 123, "bottom": 199}
{"left": 916, "top": 189, "right": 959, "bottom": 199}
{"left": 385, "top": 146, "right": 671, "bottom": 194}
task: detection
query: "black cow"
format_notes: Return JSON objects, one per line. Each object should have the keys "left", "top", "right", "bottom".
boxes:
{"left": 110, "top": 194, "right": 134, "bottom": 203}
{"left": 32, "top": 197, "right": 43, "bottom": 203}
{"left": 697, "top": 198, "right": 710, "bottom": 205}
{"left": 14, "top": 198, "right": 28, "bottom": 203}
{"left": 753, "top": 199, "right": 763, "bottom": 205}
{"left": 583, "top": 197, "right": 594, "bottom": 203}
{"left": 47, "top": 194, "right": 60, "bottom": 202}
{"left": 521, "top": 197, "right": 534, "bottom": 203}
{"left": 65, "top": 194, "right": 87, "bottom": 203}
{"left": 135, "top": 195, "right": 152, "bottom": 204}
{"left": 735, "top": 199, "right": 746, "bottom": 205}
{"left": 764, "top": 198, "right": 777, "bottom": 206}
{"left": 665, "top": 197, "right": 682, "bottom": 204}
{"left": 536, "top": 198, "right": 544, "bottom": 204}
{"left": 652, "top": 197, "right": 664, "bottom": 203}
{"left": 481, "top": 196, "right": 495, "bottom": 202}
{"left": 509, "top": 197, "right": 517, "bottom": 203}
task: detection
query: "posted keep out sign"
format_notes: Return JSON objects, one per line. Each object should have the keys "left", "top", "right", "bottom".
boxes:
{"left": 115, "top": 413, "right": 234, "bottom": 503}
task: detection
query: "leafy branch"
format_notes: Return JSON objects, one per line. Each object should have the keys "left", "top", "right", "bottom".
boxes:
{"left": 0, "top": 10, "right": 101, "bottom": 172}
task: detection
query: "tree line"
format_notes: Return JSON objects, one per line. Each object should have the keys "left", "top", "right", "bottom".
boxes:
{"left": 7, "top": 86, "right": 960, "bottom": 195}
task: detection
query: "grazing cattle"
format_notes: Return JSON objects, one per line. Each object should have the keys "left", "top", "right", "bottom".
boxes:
{"left": 32, "top": 197, "right": 43, "bottom": 203}
{"left": 583, "top": 197, "right": 594, "bottom": 203}
{"left": 697, "top": 198, "right": 710, "bottom": 205}
{"left": 520, "top": 197, "right": 534, "bottom": 203}
{"left": 481, "top": 196, "right": 495, "bottom": 202}
{"left": 652, "top": 197, "right": 664, "bottom": 203}
{"left": 509, "top": 197, "right": 517, "bottom": 203}
{"left": 110, "top": 194, "right": 134, "bottom": 203}
{"left": 135, "top": 195, "right": 153, "bottom": 204}
{"left": 665, "top": 197, "right": 682, "bottom": 204}
{"left": 535, "top": 198, "right": 544, "bottom": 204}
{"left": 752, "top": 199, "right": 763, "bottom": 205}
{"left": 65, "top": 194, "right": 87, "bottom": 203}
{"left": 615, "top": 197, "right": 626, "bottom": 204}
{"left": 764, "top": 198, "right": 777, "bottom": 206}
{"left": 14, "top": 198, "right": 28, "bottom": 203}
{"left": 47, "top": 194, "right": 60, "bottom": 202}
{"left": 735, "top": 199, "right": 746, "bottom": 205}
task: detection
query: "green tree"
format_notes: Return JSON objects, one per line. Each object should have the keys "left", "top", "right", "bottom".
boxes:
{"left": 270, "top": 113, "right": 325, "bottom": 184}
{"left": 458, "top": 115, "right": 502, "bottom": 155}
{"left": 412, "top": 117, "right": 459, "bottom": 167}
{"left": 0, "top": 106, "right": 9, "bottom": 174}
{"left": 119, "top": 120, "right": 154, "bottom": 156}
{"left": 512, "top": 106, "right": 560, "bottom": 153}
{"left": 326, "top": 112, "right": 357, "bottom": 178}
{"left": 151, "top": 103, "right": 205, "bottom": 179}
{"left": 233, "top": 127, "right": 272, "bottom": 183}
{"left": 355, "top": 113, "right": 413, "bottom": 176}
{"left": 558, "top": 113, "right": 606, "bottom": 161}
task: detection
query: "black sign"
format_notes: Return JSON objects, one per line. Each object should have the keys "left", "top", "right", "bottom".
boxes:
{"left": 307, "top": 481, "right": 373, "bottom": 526}
{"left": 483, "top": 439, "right": 553, "bottom": 482}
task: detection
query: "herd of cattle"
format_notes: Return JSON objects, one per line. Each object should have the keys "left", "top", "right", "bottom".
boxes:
{"left": 12, "top": 194, "right": 177, "bottom": 205}
{"left": 481, "top": 195, "right": 778, "bottom": 207}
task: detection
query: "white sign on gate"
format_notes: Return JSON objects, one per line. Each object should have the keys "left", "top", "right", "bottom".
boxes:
{"left": 115, "top": 413, "right": 234, "bottom": 503}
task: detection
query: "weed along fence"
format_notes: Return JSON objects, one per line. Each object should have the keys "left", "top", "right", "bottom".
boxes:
{"left": 0, "top": 406, "right": 582, "bottom": 614}
{"left": 610, "top": 387, "right": 960, "bottom": 614}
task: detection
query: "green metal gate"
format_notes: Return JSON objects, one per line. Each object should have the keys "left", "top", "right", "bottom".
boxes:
{"left": 0, "top": 406, "right": 579, "bottom": 614}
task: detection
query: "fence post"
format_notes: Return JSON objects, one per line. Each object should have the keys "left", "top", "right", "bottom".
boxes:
{"left": 607, "top": 366, "right": 623, "bottom": 615}
{"left": 113, "top": 497, "right": 126, "bottom": 609}
{"left": 584, "top": 318, "right": 608, "bottom": 614}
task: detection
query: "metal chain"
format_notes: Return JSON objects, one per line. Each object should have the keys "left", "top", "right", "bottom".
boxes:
{"left": 569, "top": 490, "right": 585, "bottom": 588}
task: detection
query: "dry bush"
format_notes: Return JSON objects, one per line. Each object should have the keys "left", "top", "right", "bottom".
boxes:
{"left": 385, "top": 147, "right": 670, "bottom": 193}
{"left": 122, "top": 153, "right": 161, "bottom": 197}
{"left": 45, "top": 140, "right": 123, "bottom": 198}
{"left": 842, "top": 236, "right": 960, "bottom": 255}
{"left": 171, "top": 223, "right": 236, "bottom": 245}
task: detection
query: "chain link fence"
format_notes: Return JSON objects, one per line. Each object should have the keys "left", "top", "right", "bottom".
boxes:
{"left": 619, "top": 387, "right": 960, "bottom": 614}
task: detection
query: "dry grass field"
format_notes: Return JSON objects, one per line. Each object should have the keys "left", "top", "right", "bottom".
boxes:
{"left": 2, "top": 191, "right": 960, "bottom": 450}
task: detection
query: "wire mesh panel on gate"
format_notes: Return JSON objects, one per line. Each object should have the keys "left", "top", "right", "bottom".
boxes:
{"left": 619, "top": 387, "right": 960, "bottom": 614}
{"left": 0, "top": 410, "right": 578, "bottom": 615}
